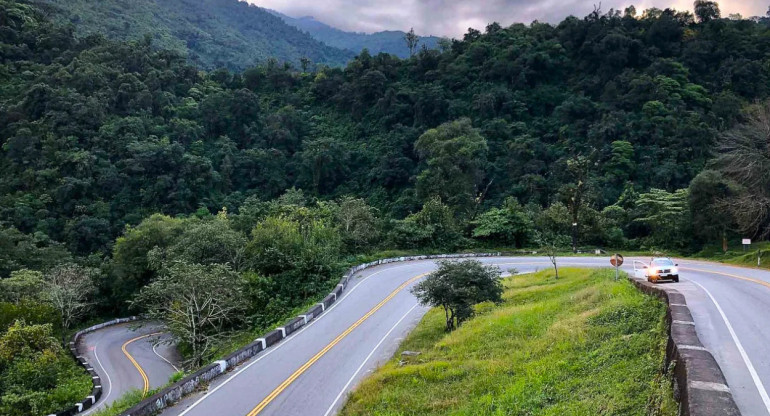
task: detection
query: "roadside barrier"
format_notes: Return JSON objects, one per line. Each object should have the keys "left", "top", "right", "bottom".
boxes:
{"left": 627, "top": 278, "right": 741, "bottom": 416}
{"left": 51, "top": 316, "right": 141, "bottom": 416}
{"left": 120, "top": 253, "right": 501, "bottom": 416}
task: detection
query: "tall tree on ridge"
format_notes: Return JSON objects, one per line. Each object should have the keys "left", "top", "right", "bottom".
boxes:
{"left": 405, "top": 27, "right": 419, "bottom": 57}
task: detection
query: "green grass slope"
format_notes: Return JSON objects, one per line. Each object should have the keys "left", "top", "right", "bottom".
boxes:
{"left": 31, "top": 0, "right": 354, "bottom": 70}
{"left": 341, "top": 268, "right": 677, "bottom": 416}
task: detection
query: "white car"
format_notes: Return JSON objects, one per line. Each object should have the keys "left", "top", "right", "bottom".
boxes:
{"left": 634, "top": 258, "right": 680, "bottom": 283}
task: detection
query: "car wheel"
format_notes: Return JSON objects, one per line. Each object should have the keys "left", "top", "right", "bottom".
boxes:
{"left": 673, "top": 275, "right": 679, "bottom": 283}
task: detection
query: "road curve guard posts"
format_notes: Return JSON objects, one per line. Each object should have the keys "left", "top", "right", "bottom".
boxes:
{"left": 120, "top": 253, "right": 502, "bottom": 416}
{"left": 627, "top": 277, "right": 741, "bottom": 416}
{"left": 50, "top": 316, "right": 141, "bottom": 416}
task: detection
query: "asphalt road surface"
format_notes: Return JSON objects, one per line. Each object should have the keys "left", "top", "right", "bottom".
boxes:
{"left": 79, "top": 321, "right": 180, "bottom": 415}
{"left": 157, "top": 256, "right": 770, "bottom": 416}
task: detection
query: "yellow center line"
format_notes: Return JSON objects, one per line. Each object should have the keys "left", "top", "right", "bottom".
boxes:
{"left": 245, "top": 272, "right": 428, "bottom": 416}
{"left": 122, "top": 332, "right": 162, "bottom": 396}
{"left": 681, "top": 266, "right": 770, "bottom": 290}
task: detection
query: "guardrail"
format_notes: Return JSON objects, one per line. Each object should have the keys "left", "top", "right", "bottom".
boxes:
{"left": 627, "top": 277, "right": 741, "bottom": 416}
{"left": 51, "top": 316, "right": 141, "bottom": 416}
{"left": 120, "top": 253, "right": 502, "bottom": 416}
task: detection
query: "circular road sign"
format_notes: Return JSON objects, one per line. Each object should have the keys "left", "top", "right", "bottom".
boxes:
{"left": 610, "top": 253, "right": 624, "bottom": 267}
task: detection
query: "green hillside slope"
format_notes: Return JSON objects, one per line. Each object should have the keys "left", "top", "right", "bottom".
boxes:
{"left": 32, "top": 0, "right": 354, "bottom": 69}
{"left": 341, "top": 269, "right": 676, "bottom": 415}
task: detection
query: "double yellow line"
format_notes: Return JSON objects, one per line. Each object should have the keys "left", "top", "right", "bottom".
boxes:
{"left": 245, "top": 272, "right": 428, "bottom": 416}
{"left": 122, "top": 332, "right": 162, "bottom": 396}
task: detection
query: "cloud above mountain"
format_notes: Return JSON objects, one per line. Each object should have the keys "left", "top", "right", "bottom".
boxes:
{"left": 250, "top": 0, "right": 766, "bottom": 37}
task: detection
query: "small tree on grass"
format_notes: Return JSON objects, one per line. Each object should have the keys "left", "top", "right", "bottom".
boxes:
{"left": 411, "top": 260, "right": 503, "bottom": 332}
{"left": 536, "top": 231, "right": 570, "bottom": 279}
{"left": 133, "top": 262, "right": 246, "bottom": 368}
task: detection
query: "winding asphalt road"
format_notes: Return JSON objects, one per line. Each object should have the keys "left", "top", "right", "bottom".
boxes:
{"left": 79, "top": 321, "right": 180, "bottom": 415}
{"left": 145, "top": 256, "right": 770, "bottom": 416}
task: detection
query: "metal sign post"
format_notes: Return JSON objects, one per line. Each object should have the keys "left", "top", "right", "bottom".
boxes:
{"left": 743, "top": 238, "right": 752, "bottom": 252}
{"left": 610, "top": 254, "right": 624, "bottom": 281}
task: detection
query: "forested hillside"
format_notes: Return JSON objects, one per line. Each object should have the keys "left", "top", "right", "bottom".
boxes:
{"left": 3, "top": 1, "right": 770, "bottom": 407}
{"left": 268, "top": 11, "right": 442, "bottom": 58}
{"left": 31, "top": 0, "right": 354, "bottom": 69}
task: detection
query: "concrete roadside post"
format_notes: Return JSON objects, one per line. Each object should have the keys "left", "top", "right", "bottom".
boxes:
{"left": 610, "top": 253, "right": 624, "bottom": 281}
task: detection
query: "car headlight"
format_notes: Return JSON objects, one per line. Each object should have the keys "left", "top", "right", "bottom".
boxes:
{"left": 650, "top": 269, "right": 658, "bottom": 275}
{"left": 671, "top": 267, "right": 678, "bottom": 275}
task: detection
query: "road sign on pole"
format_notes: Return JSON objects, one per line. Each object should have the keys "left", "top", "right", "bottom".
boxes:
{"left": 610, "top": 254, "right": 624, "bottom": 281}
{"left": 743, "top": 238, "right": 752, "bottom": 252}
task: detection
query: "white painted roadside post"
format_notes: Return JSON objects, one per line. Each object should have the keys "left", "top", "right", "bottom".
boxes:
{"left": 610, "top": 253, "right": 624, "bottom": 281}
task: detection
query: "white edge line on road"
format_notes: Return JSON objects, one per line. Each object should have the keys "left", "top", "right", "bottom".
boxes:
{"left": 153, "top": 339, "right": 181, "bottom": 373}
{"left": 177, "top": 263, "right": 418, "bottom": 415}
{"left": 323, "top": 303, "right": 420, "bottom": 416}
{"left": 690, "top": 279, "right": 770, "bottom": 414}
{"left": 82, "top": 340, "right": 112, "bottom": 416}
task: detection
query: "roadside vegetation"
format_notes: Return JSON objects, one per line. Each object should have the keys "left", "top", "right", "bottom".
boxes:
{"left": 341, "top": 268, "right": 677, "bottom": 416}
{"left": 2, "top": 0, "right": 770, "bottom": 411}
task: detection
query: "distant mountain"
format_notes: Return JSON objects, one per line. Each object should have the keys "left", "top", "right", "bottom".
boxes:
{"left": 267, "top": 10, "right": 442, "bottom": 58}
{"left": 32, "top": 0, "right": 355, "bottom": 70}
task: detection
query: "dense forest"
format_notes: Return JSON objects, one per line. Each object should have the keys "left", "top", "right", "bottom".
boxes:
{"left": 269, "top": 11, "right": 442, "bottom": 58}
{"left": 32, "top": 0, "right": 355, "bottom": 69}
{"left": 3, "top": 0, "right": 770, "bottom": 412}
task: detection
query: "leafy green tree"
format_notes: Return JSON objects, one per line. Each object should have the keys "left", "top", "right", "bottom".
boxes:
{"left": 166, "top": 211, "right": 247, "bottom": 270}
{"left": 412, "top": 260, "right": 502, "bottom": 331}
{"left": 109, "top": 214, "right": 186, "bottom": 312}
{"left": 415, "top": 118, "right": 489, "bottom": 218}
{"left": 335, "top": 197, "right": 381, "bottom": 253}
{"left": 694, "top": 1, "right": 720, "bottom": 23}
{"left": 472, "top": 197, "right": 534, "bottom": 247}
{"left": 0, "top": 320, "right": 90, "bottom": 416}
{"left": 633, "top": 189, "right": 691, "bottom": 249}
{"left": 133, "top": 262, "right": 246, "bottom": 368}
{"left": 389, "top": 198, "right": 464, "bottom": 250}
{"left": 0, "top": 228, "right": 71, "bottom": 278}
{"left": 0, "top": 270, "right": 47, "bottom": 304}
{"left": 689, "top": 170, "right": 734, "bottom": 244}
{"left": 246, "top": 215, "right": 341, "bottom": 300}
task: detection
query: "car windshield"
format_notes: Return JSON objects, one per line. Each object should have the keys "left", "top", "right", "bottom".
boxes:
{"left": 652, "top": 259, "right": 674, "bottom": 266}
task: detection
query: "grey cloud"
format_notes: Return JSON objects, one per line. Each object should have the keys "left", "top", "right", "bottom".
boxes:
{"left": 251, "top": 0, "right": 767, "bottom": 37}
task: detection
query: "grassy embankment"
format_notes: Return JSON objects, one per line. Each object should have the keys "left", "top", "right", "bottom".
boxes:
{"left": 694, "top": 241, "right": 770, "bottom": 269}
{"left": 341, "top": 268, "right": 678, "bottom": 416}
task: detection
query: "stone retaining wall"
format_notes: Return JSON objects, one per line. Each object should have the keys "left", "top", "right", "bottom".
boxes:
{"left": 628, "top": 277, "right": 741, "bottom": 416}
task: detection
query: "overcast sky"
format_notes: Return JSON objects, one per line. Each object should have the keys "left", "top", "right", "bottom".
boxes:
{"left": 249, "top": 0, "right": 767, "bottom": 37}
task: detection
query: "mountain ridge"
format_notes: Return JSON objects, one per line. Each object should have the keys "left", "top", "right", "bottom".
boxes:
{"left": 266, "top": 9, "right": 443, "bottom": 58}
{"left": 31, "top": 0, "right": 355, "bottom": 70}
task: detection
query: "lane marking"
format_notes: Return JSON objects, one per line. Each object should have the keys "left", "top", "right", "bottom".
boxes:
{"left": 690, "top": 280, "right": 770, "bottom": 414}
{"left": 246, "top": 273, "right": 428, "bottom": 416}
{"left": 177, "top": 264, "right": 420, "bottom": 416}
{"left": 153, "top": 338, "right": 181, "bottom": 372}
{"left": 122, "top": 332, "right": 162, "bottom": 396}
{"left": 322, "top": 303, "right": 420, "bottom": 416}
{"left": 82, "top": 340, "right": 112, "bottom": 416}
{"left": 682, "top": 266, "right": 770, "bottom": 290}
